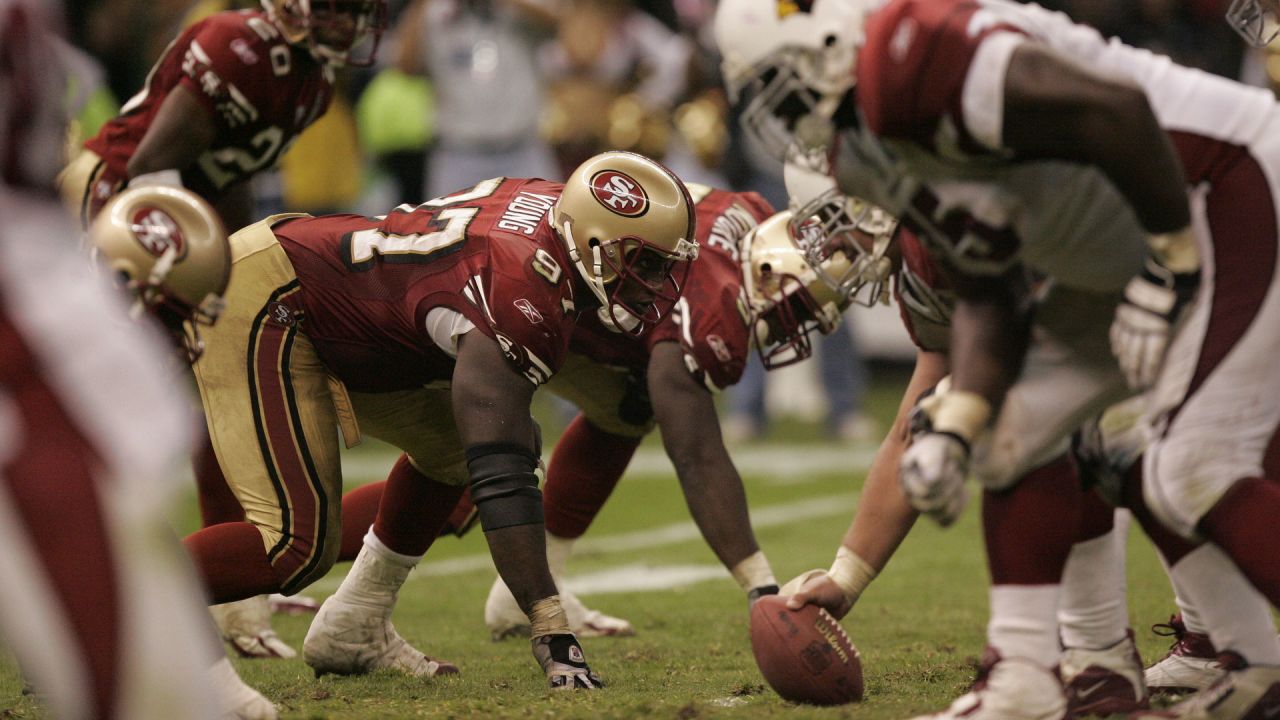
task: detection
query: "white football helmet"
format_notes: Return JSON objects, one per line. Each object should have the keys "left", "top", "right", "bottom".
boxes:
{"left": 89, "top": 186, "right": 230, "bottom": 361}
{"left": 261, "top": 0, "right": 386, "bottom": 66}
{"left": 784, "top": 159, "right": 896, "bottom": 307}
{"left": 1227, "top": 0, "right": 1280, "bottom": 46}
{"left": 742, "top": 210, "right": 855, "bottom": 369}
{"left": 552, "top": 151, "right": 700, "bottom": 335}
{"left": 713, "top": 0, "right": 869, "bottom": 160}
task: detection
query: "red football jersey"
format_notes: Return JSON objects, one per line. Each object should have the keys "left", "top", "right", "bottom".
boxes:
{"left": 274, "top": 178, "right": 578, "bottom": 392}
{"left": 856, "top": 0, "right": 1024, "bottom": 152}
{"left": 84, "top": 10, "right": 333, "bottom": 200}
{"left": 568, "top": 186, "right": 775, "bottom": 391}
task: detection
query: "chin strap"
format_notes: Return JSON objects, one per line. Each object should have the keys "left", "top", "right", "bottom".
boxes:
{"left": 561, "top": 219, "right": 609, "bottom": 307}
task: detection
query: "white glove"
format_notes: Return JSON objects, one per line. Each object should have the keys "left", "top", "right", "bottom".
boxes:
{"left": 900, "top": 431, "right": 971, "bottom": 527}
{"left": 1110, "top": 257, "right": 1200, "bottom": 390}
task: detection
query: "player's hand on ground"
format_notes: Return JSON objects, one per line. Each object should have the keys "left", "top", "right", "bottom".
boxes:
{"left": 782, "top": 569, "right": 853, "bottom": 619}
{"left": 900, "top": 431, "right": 970, "bottom": 527}
{"left": 532, "top": 634, "right": 604, "bottom": 689}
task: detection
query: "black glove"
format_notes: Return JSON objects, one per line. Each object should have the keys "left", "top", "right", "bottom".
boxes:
{"left": 532, "top": 634, "right": 604, "bottom": 690}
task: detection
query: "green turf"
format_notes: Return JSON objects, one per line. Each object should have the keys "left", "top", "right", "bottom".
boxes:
{"left": 0, "top": 365, "right": 1189, "bottom": 718}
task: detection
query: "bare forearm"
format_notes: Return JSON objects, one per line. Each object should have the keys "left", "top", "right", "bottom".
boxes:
{"left": 946, "top": 274, "right": 1030, "bottom": 410}
{"left": 838, "top": 350, "right": 943, "bottom": 569}
{"left": 1003, "top": 43, "right": 1190, "bottom": 234}
{"left": 671, "top": 449, "right": 759, "bottom": 569}
{"left": 483, "top": 524, "right": 558, "bottom": 611}
{"left": 128, "top": 87, "right": 216, "bottom": 180}
{"left": 841, "top": 432, "right": 918, "bottom": 571}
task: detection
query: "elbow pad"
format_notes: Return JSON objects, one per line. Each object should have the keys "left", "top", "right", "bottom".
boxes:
{"left": 466, "top": 443, "right": 543, "bottom": 531}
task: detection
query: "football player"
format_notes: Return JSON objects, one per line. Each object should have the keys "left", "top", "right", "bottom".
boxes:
{"left": 58, "top": 0, "right": 387, "bottom": 659}
{"left": 332, "top": 185, "right": 862, "bottom": 641}
{"left": 715, "top": 0, "right": 1280, "bottom": 717}
{"left": 58, "top": 0, "right": 385, "bottom": 232}
{"left": 776, "top": 167, "right": 1151, "bottom": 716}
{"left": 0, "top": 2, "right": 264, "bottom": 717}
{"left": 188, "top": 151, "right": 697, "bottom": 689}
{"left": 780, "top": 168, "right": 1280, "bottom": 716}
{"left": 479, "top": 185, "right": 860, "bottom": 638}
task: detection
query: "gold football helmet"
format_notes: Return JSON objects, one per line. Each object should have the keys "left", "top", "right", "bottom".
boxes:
{"left": 261, "top": 0, "right": 386, "bottom": 67}
{"left": 551, "top": 151, "right": 700, "bottom": 334}
{"left": 89, "top": 186, "right": 230, "bottom": 361}
{"left": 742, "top": 210, "right": 856, "bottom": 369}
{"left": 784, "top": 160, "right": 896, "bottom": 307}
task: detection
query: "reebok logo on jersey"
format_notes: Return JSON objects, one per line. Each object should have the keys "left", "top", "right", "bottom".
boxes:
{"left": 230, "top": 38, "right": 259, "bottom": 65}
{"left": 130, "top": 207, "right": 186, "bottom": 259}
{"left": 590, "top": 171, "right": 649, "bottom": 217}
{"left": 513, "top": 298, "right": 544, "bottom": 324}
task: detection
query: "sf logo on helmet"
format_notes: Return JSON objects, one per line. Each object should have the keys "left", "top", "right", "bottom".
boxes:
{"left": 130, "top": 207, "right": 187, "bottom": 258}
{"left": 589, "top": 170, "right": 650, "bottom": 217}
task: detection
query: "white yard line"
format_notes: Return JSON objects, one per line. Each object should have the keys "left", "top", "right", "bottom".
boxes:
{"left": 339, "top": 443, "right": 877, "bottom": 485}
{"left": 308, "top": 490, "right": 857, "bottom": 594}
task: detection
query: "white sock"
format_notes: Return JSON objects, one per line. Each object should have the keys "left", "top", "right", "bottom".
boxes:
{"left": 545, "top": 532, "right": 576, "bottom": 579}
{"left": 1170, "top": 544, "right": 1280, "bottom": 665}
{"left": 332, "top": 529, "right": 421, "bottom": 609}
{"left": 1059, "top": 510, "right": 1130, "bottom": 649}
{"left": 365, "top": 528, "right": 422, "bottom": 568}
{"left": 989, "top": 585, "right": 1063, "bottom": 667}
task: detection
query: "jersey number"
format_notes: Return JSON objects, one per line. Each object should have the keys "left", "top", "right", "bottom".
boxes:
{"left": 346, "top": 208, "right": 479, "bottom": 269}
{"left": 197, "top": 126, "right": 284, "bottom": 190}
{"left": 344, "top": 179, "right": 502, "bottom": 269}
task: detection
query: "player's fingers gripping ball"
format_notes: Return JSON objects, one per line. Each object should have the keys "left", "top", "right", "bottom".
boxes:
{"left": 749, "top": 594, "right": 863, "bottom": 705}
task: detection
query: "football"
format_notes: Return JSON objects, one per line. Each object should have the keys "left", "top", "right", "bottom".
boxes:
{"left": 749, "top": 595, "right": 863, "bottom": 705}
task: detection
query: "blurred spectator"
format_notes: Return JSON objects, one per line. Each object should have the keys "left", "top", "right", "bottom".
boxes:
{"left": 396, "top": 0, "right": 560, "bottom": 197}
{"left": 280, "top": 85, "right": 366, "bottom": 215}
{"left": 724, "top": 318, "right": 878, "bottom": 444}
{"left": 540, "top": 0, "right": 693, "bottom": 175}
{"left": 355, "top": 67, "right": 434, "bottom": 205}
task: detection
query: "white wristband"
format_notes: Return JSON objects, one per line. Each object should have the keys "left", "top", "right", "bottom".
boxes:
{"left": 1147, "top": 226, "right": 1200, "bottom": 274}
{"left": 730, "top": 551, "right": 777, "bottom": 593}
{"left": 529, "top": 595, "right": 571, "bottom": 638}
{"left": 931, "top": 391, "right": 992, "bottom": 443}
{"left": 829, "top": 546, "right": 878, "bottom": 605}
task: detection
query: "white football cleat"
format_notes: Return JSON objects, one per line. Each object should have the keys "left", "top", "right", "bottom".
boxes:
{"left": 1061, "top": 632, "right": 1150, "bottom": 715}
{"left": 209, "top": 656, "right": 278, "bottom": 720}
{"left": 484, "top": 576, "right": 634, "bottom": 640}
{"left": 912, "top": 650, "right": 1068, "bottom": 720}
{"left": 210, "top": 595, "right": 297, "bottom": 659}
{"left": 1135, "top": 653, "right": 1280, "bottom": 719}
{"left": 1145, "top": 616, "right": 1224, "bottom": 694}
{"left": 303, "top": 596, "right": 459, "bottom": 678}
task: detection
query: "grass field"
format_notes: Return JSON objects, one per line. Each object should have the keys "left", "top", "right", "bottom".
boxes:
{"left": 0, "top": 364, "right": 1185, "bottom": 719}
